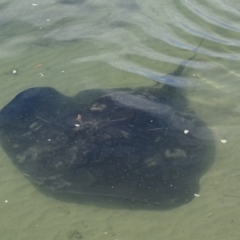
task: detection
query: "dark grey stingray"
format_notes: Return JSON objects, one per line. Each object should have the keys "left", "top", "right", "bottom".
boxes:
{"left": 0, "top": 39, "right": 214, "bottom": 206}
{"left": 0, "top": 84, "right": 214, "bottom": 206}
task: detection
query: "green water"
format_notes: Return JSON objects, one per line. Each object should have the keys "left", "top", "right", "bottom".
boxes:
{"left": 0, "top": 0, "right": 240, "bottom": 239}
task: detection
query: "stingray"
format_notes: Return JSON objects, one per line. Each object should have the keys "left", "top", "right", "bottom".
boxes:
{"left": 0, "top": 45, "right": 214, "bottom": 207}
{"left": 0, "top": 85, "right": 214, "bottom": 206}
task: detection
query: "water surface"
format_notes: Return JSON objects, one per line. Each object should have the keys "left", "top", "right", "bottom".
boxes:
{"left": 0, "top": 0, "right": 240, "bottom": 239}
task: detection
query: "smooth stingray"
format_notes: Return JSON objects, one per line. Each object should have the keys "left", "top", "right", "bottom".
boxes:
{"left": 0, "top": 40, "right": 214, "bottom": 206}
{"left": 0, "top": 84, "right": 214, "bottom": 206}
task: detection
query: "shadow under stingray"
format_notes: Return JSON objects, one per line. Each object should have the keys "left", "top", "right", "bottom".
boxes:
{"left": 0, "top": 43, "right": 215, "bottom": 210}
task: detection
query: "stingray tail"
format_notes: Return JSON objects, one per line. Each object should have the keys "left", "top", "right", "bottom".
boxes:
{"left": 151, "top": 37, "right": 206, "bottom": 105}
{"left": 171, "top": 36, "right": 205, "bottom": 77}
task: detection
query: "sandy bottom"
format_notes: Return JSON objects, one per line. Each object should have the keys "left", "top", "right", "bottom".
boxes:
{"left": 0, "top": 2, "right": 240, "bottom": 239}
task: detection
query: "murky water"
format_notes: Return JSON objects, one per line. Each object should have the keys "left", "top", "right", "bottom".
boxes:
{"left": 0, "top": 0, "right": 240, "bottom": 239}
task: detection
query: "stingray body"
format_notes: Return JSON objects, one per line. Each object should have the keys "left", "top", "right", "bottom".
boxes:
{"left": 0, "top": 84, "right": 214, "bottom": 206}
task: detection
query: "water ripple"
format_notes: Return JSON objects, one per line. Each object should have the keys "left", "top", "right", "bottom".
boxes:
{"left": 0, "top": 1, "right": 240, "bottom": 239}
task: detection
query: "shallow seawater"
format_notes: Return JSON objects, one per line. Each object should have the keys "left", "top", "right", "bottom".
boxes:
{"left": 0, "top": 0, "right": 240, "bottom": 239}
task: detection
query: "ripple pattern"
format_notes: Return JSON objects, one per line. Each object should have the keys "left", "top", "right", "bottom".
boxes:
{"left": 0, "top": 1, "right": 240, "bottom": 240}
